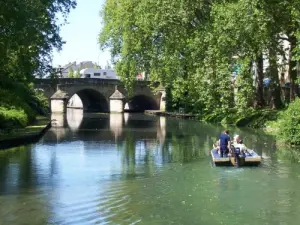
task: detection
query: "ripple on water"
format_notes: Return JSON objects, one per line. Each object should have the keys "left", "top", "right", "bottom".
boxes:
{"left": 50, "top": 181, "right": 142, "bottom": 225}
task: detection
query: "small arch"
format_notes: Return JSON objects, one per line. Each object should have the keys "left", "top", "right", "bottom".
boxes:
{"left": 67, "top": 94, "right": 83, "bottom": 109}
{"left": 68, "top": 89, "right": 109, "bottom": 112}
{"left": 126, "top": 95, "right": 159, "bottom": 112}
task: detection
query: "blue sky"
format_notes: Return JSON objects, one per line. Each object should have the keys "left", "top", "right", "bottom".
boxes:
{"left": 52, "top": 0, "right": 110, "bottom": 68}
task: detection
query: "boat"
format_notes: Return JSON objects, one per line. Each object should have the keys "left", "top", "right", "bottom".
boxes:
{"left": 211, "top": 145, "right": 262, "bottom": 166}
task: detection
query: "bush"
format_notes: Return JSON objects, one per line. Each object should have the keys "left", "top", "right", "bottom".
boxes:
{"left": 0, "top": 107, "right": 28, "bottom": 128}
{"left": 276, "top": 98, "right": 300, "bottom": 145}
{"left": 0, "top": 82, "right": 48, "bottom": 129}
{"left": 235, "top": 109, "right": 278, "bottom": 128}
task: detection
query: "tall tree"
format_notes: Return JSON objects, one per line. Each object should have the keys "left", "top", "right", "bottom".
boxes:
{"left": 99, "top": 0, "right": 300, "bottom": 115}
{"left": 0, "top": 0, "right": 76, "bottom": 84}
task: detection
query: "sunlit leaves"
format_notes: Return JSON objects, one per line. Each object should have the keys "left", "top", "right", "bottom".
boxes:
{"left": 100, "top": 0, "right": 300, "bottom": 115}
{"left": 0, "top": 0, "right": 76, "bottom": 83}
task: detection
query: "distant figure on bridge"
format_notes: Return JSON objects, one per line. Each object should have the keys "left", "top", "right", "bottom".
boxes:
{"left": 219, "top": 130, "right": 231, "bottom": 157}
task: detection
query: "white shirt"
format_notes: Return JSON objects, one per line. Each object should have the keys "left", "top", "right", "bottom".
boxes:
{"left": 234, "top": 143, "right": 246, "bottom": 152}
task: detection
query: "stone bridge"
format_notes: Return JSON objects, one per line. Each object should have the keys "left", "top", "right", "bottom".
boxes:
{"left": 35, "top": 78, "right": 166, "bottom": 113}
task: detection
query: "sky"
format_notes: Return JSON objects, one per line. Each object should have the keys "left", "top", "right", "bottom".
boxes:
{"left": 52, "top": 0, "right": 111, "bottom": 68}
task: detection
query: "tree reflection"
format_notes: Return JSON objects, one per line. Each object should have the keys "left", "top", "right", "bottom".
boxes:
{"left": 276, "top": 144, "right": 300, "bottom": 163}
{"left": 0, "top": 146, "right": 51, "bottom": 224}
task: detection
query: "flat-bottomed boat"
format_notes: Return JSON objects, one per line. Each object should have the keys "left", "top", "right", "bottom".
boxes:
{"left": 211, "top": 148, "right": 261, "bottom": 166}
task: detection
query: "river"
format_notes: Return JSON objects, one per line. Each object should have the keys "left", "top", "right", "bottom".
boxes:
{"left": 0, "top": 109, "right": 300, "bottom": 225}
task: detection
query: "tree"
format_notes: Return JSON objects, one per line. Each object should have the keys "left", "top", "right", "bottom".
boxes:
{"left": 0, "top": 1, "right": 76, "bottom": 127}
{"left": 100, "top": 0, "right": 213, "bottom": 99}
{"left": 0, "top": 0, "right": 76, "bottom": 84}
{"left": 99, "top": 0, "right": 300, "bottom": 116}
{"left": 68, "top": 68, "right": 75, "bottom": 78}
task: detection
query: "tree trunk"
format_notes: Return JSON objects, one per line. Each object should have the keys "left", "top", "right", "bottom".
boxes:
{"left": 296, "top": 62, "right": 300, "bottom": 97}
{"left": 269, "top": 48, "right": 283, "bottom": 109}
{"left": 254, "top": 54, "right": 265, "bottom": 107}
{"left": 288, "top": 36, "right": 297, "bottom": 101}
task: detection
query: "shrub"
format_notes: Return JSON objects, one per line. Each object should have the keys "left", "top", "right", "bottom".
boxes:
{"left": 0, "top": 107, "right": 28, "bottom": 128}
{"left": 235, "top": 109, "right": 278, "bottom": 128}
{"left": 277, "top": 98, "right": 300, "bottom": 145}
{"left": 0, "top": 82, "right": 48, "bottom": 129}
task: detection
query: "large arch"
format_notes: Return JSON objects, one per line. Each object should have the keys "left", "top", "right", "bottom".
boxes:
{"left": 125, "top": 95, "right": 159, "bottom": 112}
{"left": 68, "top": 89, "right": 109, "bottom": 112}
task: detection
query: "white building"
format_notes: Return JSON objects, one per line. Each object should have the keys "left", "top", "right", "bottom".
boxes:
{"left": 59, "top": 61, "right": 100, "bottom": 78}
{"left": 79, "top": 68, "right": 119, "bottom": 79}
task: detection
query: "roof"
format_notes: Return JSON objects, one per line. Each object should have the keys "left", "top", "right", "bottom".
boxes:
{"left": 50, "top": 89, "right": 69, "bottom": 99}
{"left": 109, "top": 89, "right": 125, "bottom": 99}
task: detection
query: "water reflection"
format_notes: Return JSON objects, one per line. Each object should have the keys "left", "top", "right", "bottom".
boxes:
{"left": 67, "top": 108, "right": 83, "bottom": 131}
{"left": 110, "top": 113, "right": 124, "bottom": 141}
{"left": 1, "top": 111, "right": 300, "bottom": 224}
{"left": 51, "top": 113, "right": 66, "bottom": 127}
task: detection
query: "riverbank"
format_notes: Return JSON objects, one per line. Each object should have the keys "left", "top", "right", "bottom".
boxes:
{"left": 145, "top": 110, "right": 197, "bottom": 119}
{"left": 145, "top": 109, "right": 278, "bottom": 128}
{"left": 0, "top": 116, "right": 51, "bottom": 150}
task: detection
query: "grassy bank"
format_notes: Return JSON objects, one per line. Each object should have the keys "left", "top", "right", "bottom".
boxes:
{"left": 221, "top": 109, "right": 279, "bottom": 128}
{"left": 201, "top": 98, "right": 300, "bottom": 146}
{"left": 0, "top": 83, "right": 48, "bottom": 131}
{"left": 0, "top": 116, "right": 50, "bottom": 141}
{"left": 264, "top": 98, "right": 300, "bottom": 145}
{"left": 0, "top": 82, "right": 50, "bottom": 148}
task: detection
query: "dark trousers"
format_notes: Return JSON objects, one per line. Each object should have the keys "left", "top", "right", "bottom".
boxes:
{"left": 234, "top": 152, "right": 240, "bottom": 164}
{"left": 234, "top": 151, "right": 245, "bottom": 165}
{"left": 220, "top": 146, "right": 228, "bottom": 157}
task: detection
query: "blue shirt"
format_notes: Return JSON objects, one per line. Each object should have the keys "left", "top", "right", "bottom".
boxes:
{"left": 219, "top": 133, "right": 230, "bottom": 147}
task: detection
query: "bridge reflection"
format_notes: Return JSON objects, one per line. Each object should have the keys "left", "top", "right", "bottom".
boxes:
{"left": 46, "top": 109, "right": 165, "bottom": 144}
{"left": 46, "top": 109, "right": 277, "bottom": 163}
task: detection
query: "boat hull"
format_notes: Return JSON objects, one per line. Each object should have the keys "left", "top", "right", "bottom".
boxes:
{"left": 211, "top": 149, "right": 261, "bottom": 167}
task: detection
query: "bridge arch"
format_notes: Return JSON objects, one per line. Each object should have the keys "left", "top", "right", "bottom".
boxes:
{"left": 68, "top": 88, "right": 109, "bottom": 112}
{"left": 36, "top": 78, "right": 166, "bottom": 113}
{"left": 125, "top": 94, "right": 159, "bottom": 112}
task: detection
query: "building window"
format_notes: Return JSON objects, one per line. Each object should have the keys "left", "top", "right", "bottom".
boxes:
{"left": 103, "top": 72, "right": 107, "bottom": 75}
{"left": 85, "top": 74, "right": 91, "bottom": 78}
{"left": 94, "top": 73, "right": 101, "bottom": 76}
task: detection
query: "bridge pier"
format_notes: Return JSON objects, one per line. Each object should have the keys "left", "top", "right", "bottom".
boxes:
{"left": 159, "top": 90, "right": 166, "bottom": 111}
{"left": 50, "top": 90, "right": 69, "bottom": 113}
{"left": 109, "top": 89, "right": 125, "bottom": 113}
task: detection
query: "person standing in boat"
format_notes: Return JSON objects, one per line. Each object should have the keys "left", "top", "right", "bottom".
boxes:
{"left": 219, "top": 130, "right": 231, "bottom": 157}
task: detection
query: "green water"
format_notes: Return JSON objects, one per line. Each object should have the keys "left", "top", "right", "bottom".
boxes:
{"left": 0, "top": 110, "right": 300, "bottom": 225}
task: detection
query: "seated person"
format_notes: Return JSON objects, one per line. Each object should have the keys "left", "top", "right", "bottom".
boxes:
{"left": 214, "top": 140, "right": 232, "bottom": 156}
{"left": 214, "top": 140, "right": 220, "bottom": 155}
{"left": 233, "top": 135, "right": 252, "bottom": 158}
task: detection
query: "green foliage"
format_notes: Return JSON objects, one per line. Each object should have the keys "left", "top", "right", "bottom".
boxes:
{"left": 0, "top": 107, "right": 28, "bottom": 128}
{"left": 276, "top": 145, "right": 300, "bottom": 163}
{"left": 276, "top": 98, "right": 300, "bottom": 145}
{"left": 234, "top": 58, "right": 255, "bottom": 113}
{"left": 34, "top": 88, "right": 50, "bottom": 113}
{"left": 68, "top": 68, "right": 75, "bottom": 78}
{"left": 0, "top": 88, "right": 34, "bottom": 119}
{"left": 99, "top": 0, "right": 300, "bottom": 128}
{"left": 235, "top": 109, "right": 278, "bottom": 128}
{"left": 0, "top": 1, "right": 75, "bottom": 128}
{"left": 0, "top": 82, "right": 49, "bottom": 129}
{"left": 67, "top": 68, "right": 81, "bottom": 78}
{"left": 0, "top": 0, "right": 76, "bottom": 80}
